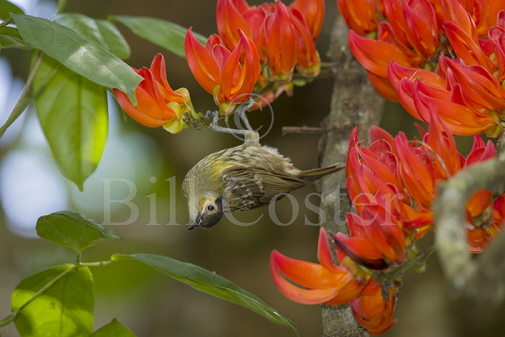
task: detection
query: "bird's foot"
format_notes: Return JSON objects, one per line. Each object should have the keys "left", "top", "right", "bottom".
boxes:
{"left": 206, "top": 109, "right": 256, "bottom": 137}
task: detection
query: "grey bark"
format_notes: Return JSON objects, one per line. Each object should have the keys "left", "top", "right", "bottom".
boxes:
{"left": 318, "top": 14, "right": 384, "bottom": 337}
{"left": 435, "top": 147, "right": 505, "bottom": 303}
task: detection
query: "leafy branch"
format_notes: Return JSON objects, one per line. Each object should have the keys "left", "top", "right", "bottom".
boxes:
{"left": 0, "top": 265, "right": 77, "bottom": 327}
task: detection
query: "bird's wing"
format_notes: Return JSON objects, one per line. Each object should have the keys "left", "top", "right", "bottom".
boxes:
{"left": 222, "top": 166, "right": 305, "bottom": 211}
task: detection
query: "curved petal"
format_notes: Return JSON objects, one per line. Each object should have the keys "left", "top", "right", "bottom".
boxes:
{"left": 333, "top": 233, "right": 388, "bottom": 270}
{"left": 317, "top": 227, "right": 341, "bottom": 273}
{"left": 369, "top": 126, "right": 397, "bottom": 155}
{"left": 114, "top": 89, "right": 174, "bottom": 128}
{"left": 351, "top": 285, "right": 398, "bottom": 335}
{"left": 289, "top": 0, "right": 325, "bottom": 38}
{"left": 216, "top": 0, "right": 252, "bottom": 49}
{"left": 185, "top": 27, "right": 221, "bottom": 93}
{"left": 270, "top": 250, "right": 353, "bottom": 289}
{"left": 349, "top": 30, "right": 414, "bottom": 78}
{"left": 270, "top": 263, "right": 343, "bottom": 304}
{"left": 367, "top": 71, "right": 398, "bottom": 101}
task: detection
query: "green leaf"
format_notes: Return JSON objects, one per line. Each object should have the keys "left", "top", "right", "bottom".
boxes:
{"left": 112, "top": 253, "right": 299, "bottom": 336}
{"left": 0, "top": 0, "right": 24, "bottom": 20}
{"left": 0, "top": 27, "right": 31, "bottom": 50}
{"left": 109, "top": 15, "right": 207, "bottom": 58}
{"left": 53, "top": 13, "right": 130, "bottom": 60}
{"left": 12, "top": 265, "right": 94, "bottom": 337}
{"left": 95, "top": 19, "right": 131, "bottom": 59}
{"left": 90, "top": 318, "right": 137, "bottom": 337}
{"left": 12, "top": 14, "right": 141, "bottom": 103}
{"left": 32, "top": 55, "right": 107, "bottom": 188}
{"left": 37, "top": 211, "right": 123, "bottom": 251}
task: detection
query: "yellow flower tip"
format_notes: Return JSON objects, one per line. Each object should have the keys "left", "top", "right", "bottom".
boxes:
{"left": 484, "top": 123, "right": 503, "bottom": 138}
{"left": 296, "top": 62, "right": 321, "bottom": 78}
{"left": 175, "top": 87, "right": 196, "bottom": 115}
{"left": 218, "top": 101, "right": 236, "bottom": 116}
{"left": 163, "top": 118, "right": 188, "bottom": 134}
{"left": 340, "top": 256, "right": 371, "bottom": 283}
{"left": 272, "top": 72, "right": 294, "bottom": 83}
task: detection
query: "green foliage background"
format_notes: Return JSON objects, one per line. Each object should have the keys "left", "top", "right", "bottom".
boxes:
{"left": 1, "top": 0, "right": 503, "bottom": 337}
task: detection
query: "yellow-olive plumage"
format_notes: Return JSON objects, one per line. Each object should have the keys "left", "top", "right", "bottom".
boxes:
{"left": 182, "top": 131, "right": 344, "bottom": 229}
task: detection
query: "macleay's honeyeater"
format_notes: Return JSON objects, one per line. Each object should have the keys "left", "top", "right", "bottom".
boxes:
{"left": 182, "top": 131, "right": 344, "bottom": 230}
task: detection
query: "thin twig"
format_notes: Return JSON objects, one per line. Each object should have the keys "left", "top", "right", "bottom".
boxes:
{"left": 0, "top": 51, "right": 44, "bottom": 138}
{"left": 282, "top": 126, "right": 325, "bottom": 135}
{"left": 0, "top": 17, "right": 13, "bottom": 28}
{"left": 80, "top": 260, "right": 115, "bottom": 267}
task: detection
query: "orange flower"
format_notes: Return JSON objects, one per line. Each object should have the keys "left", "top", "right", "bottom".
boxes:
{"left": 346, "top": 125, "right": 433, "bottom": 231}
{"left": 468, "top": 195, "right": 505, "bottom": 253}
{"left": 335, "top": 192, "right": 407, "bottom": 269}
{"left": 488, "top": 11, "right": 505, "bottom": 82}
{"left": 264, "top": 1, "right": 298, "bottom": 81}
{"left": 215, "top": 0, "right": 269, "bottom": 61}
{"left": 185, "top": 27, "right": 260, "bottom": 115}
{"left": 290, "top": 7, "right": 321, "bottom": 77}
{"left": 351, "top": 281, "right": 398, "bottom": 335}
{"left": 216, "top": 0, "right": 252, "bottom": 50}
{"left": 289, "top": 0, "right": 325, "bottom": 39}
{"left": 348, "top": 30, "right": 418, "bottom": 79}
{"left": 336, "top": 0, "right": 379, "bottom": 36}
{"left": 443, "top": 21, "right": 495, "bottom": 72}
{"left": 348, "top": 29, "right": 423, "bottom": 101}
{"left": 389, "top": 60, "right": 502, "bottom": 136}
{"left": 473, "top": 0, "right": 504, "bottom": 37}
{"left": 270, "top": 228, "right": 370, "bottom": 304}
{"left": 113, "top": 54, "right": 193, "bottom": 133}
{"left": 401, "top": 0, "right": 439, "bottom": 59}
{"left": 444, "top": 57, "right": 505, "bottom": 112}
{"left": 464, "top": 136, "right": 497, "bottom": 218}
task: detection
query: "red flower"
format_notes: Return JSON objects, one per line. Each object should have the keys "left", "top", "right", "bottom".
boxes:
{"left": 336, "top": 0, "right": 379, "bottom": 36}
{"left": 270, "top": 228, "right": 371, "bottom": 304}
{"left": 351, "top": 281, "right": 398, "bottom": 335}
{"left": 488, "top": 11, "right": 505, "bottom": 81}
{"left": 348, "top": 29, "right": 423, "bottom": 101}
{"left": 264, "top": 2, "right": 298, "bottom": 81}
{"left": 290, "top": 7, "right": 321, "bottom": 77}
{"left": 467, "top": 195, "right": 505, "bottom": 253}
{"left": 444, "top": 58, "right": 505, "bottom": 112}
{"left": 185, "top": 27, "right": 260, "bottom": 115}
{"left": 443, "top": 21, "right": 495, "bottom": 72}
{"left": 401, "top": 0, "right": 439, "bottom": 59}
{"left": 389, "top": 60, "right": 502, "bottom": 136}
{"left": 335, "top": 191, "right": 407, "bottom": 269}
{"left": 289, "top": 0, "right": 325, "bottom": 39}
{"left": 113, "top": 54, "right": 193, "bottom": 133}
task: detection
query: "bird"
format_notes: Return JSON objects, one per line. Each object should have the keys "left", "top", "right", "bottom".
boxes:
{"left": 182, "top": 130, "right": 345, "bottom": 230}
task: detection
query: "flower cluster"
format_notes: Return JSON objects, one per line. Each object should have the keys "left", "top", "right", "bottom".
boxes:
{"left": 270, "top": 105, "right": 505, "bottom": 334}
{"left": 201, "top": 0, "right": 325, "bottom": 111}
{"left": 185, "top": 28, "right": 260, "bottom": 115}
{"left": 342, "top": 0, "right": 505, "bottom": 137}
{"left": 113, "top": 54, "right": 195, "bottom": 134}
{"left": 114, "top": 0, "right": 326, "bottom": 130}
{"left": 271, "top": 228, "right": 398, "bottom": 335}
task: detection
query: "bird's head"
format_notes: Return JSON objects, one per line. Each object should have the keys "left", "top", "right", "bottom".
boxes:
{"left": 188, "top": 196, "right": 224, "bottom": 230}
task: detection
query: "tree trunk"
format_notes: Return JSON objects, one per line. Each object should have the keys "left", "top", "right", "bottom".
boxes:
{"left": 318, "top": 14, "right": 384, "bottom": 337}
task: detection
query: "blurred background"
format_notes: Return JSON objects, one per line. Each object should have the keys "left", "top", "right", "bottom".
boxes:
{"left": 1, "top": 0, "right": 504, "bottom": 336}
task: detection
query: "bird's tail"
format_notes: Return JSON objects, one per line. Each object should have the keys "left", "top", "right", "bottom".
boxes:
{"left": 298, "top": 163, "right": 345, "bottom": 182}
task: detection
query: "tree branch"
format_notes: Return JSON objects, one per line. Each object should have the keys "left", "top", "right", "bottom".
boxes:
{"left": 434, "top": 148, "right": 505, "bottom": 302}
{"left": 318, "top": 14, "right": 384, "bottom": 337}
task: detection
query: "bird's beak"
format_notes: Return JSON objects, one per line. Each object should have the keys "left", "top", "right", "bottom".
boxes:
{"left": 187, "top": 212, "right": 204, "bottom": 230}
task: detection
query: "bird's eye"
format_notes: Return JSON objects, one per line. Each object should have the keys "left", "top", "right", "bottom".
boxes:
{"left": 207, "top": 205, "right": 215, "bottom": 212}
